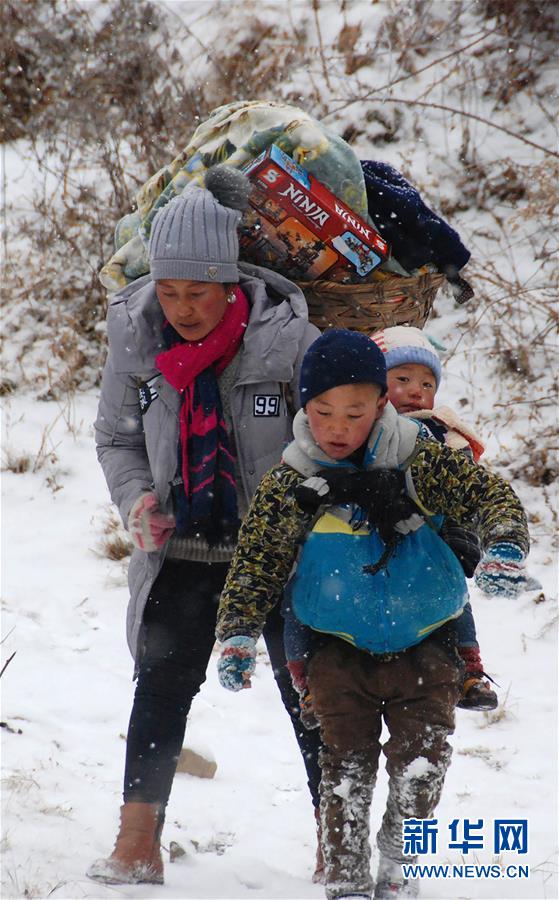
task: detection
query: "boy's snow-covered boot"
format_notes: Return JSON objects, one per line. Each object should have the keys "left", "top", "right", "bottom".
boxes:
{"left": 336, "top": 894, "right": 371, "bottom": 900}
{"left": 373, "top": 854, "right": 419, "bottom": 898}
{"left": 456, "top": 646, "right": 498, "bottom": 711}
{"left": 312, "top": 806, "right": 325, "bottom": 883}
{"left": 86, "top": 802, "right": 164, "bottom": 884}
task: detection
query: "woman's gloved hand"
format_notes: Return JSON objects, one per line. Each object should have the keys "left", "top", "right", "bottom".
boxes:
{"left": 128, "top": 492, "right": 175, "bottom": 552}
{"left": 475, "top": 542, "right": 541, "bottom": 598}
{"left": 217, "top": 636, "right": 257, "bottom": 691}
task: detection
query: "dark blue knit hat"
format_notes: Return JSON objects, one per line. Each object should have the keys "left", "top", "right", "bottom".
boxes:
{"left": 299, "top": 329, "right": 387, "bottom": 407}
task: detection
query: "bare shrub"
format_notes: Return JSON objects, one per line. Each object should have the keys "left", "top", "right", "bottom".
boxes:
{"left": 202, "top": 18, "right": 306, "bottom": 113}
{"left": 2, "top": 0, "right": 557, "bottom": 489}
{"left": 509, "top": 430, "right": 558, "bottom": 488}
{"left": 2, "top": 0, "right": 212, "bottom": 395}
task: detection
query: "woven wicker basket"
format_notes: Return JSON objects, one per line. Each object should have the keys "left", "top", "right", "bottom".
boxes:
{"left": 298, "top": 271, "right": 445, "bottom": 333}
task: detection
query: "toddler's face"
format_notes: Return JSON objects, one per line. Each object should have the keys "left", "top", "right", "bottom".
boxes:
{"left": 387, "top": 363, "right": 436, "bottom": 413}
{"left": 306, "top": 383, "right": 387, "bottom": 460}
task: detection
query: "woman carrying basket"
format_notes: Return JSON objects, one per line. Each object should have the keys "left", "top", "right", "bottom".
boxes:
{"left": 87, "top": 166, "right": 322, "bottom": 886}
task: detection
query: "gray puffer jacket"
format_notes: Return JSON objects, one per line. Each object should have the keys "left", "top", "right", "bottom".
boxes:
{"left": 95, "top": 261, "right": 320, "bottom": 663}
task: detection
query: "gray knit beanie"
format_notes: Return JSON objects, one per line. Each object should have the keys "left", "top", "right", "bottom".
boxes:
{"left": 148, "top": 166, "right": 251, "bottom": 283}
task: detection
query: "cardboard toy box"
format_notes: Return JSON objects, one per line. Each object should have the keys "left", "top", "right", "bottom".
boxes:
{"left": 240, "top": 144, "right": 390, "bottom": 283}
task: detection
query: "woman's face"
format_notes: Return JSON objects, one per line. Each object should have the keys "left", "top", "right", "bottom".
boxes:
{"left": 155, "top": 279, "right": 229, "bottom": 341}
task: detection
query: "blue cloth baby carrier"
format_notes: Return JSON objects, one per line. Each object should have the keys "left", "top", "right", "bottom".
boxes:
{"left": 287, "top": 506, "right": 467, "bottom": 655}
{"left": 283, "top": 405, "right": 468, "bottom": 655}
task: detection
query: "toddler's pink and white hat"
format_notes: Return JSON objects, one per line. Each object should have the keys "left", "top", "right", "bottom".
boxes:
{"left": 371, "top": 325, "right": 442, "bottom": 389}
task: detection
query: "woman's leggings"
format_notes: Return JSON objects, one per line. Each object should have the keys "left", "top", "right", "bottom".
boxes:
{"left": 123, "top": 558, "right": 322, "bottom": 808}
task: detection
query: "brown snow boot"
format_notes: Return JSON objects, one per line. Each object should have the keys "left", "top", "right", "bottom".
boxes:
{"left": 86, "top": 801, "right": 165, "bottom": 885}
{"left": 312, "top": 806, "right": 326, "bottom": 884}
{"left": 457, "top": 646, "right": 498, "bottom": 711}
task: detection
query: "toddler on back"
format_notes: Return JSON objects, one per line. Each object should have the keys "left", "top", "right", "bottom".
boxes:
{"left": 372, "top": 325, "right": 495, "bottom": 711}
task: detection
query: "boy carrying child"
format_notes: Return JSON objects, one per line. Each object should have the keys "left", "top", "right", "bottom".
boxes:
{"left": 216, "top": 329, "right": 531, "bottom": 899}
{"left": 275, "top": 324, "right": 514, "bottom": 734}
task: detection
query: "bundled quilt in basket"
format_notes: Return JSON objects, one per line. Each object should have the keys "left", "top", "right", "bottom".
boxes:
{"left": 99, "top": 99, "right": 470, "bottom": 298}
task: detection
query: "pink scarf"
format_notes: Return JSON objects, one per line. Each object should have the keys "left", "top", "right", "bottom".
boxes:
{"left": 155, "top": 287, "right": 249, "bottom": 536}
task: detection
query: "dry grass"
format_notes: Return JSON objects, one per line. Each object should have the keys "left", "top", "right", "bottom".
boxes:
{"left": 477, "top": 687, "right": 517, "bottom": 728}
{"left": 94, "top": 507, "right": 132, "bottom": 561}
{"left": 1, "top": 450, "right": 32, "bottom": 474}
{"left": 100, "top": 532, "right": 133, "bottom": 561}
{"left": 457, "top": 745, "right": 508, "bottom": 770}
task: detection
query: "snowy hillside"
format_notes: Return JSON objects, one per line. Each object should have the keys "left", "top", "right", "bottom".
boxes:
{"left": 1, "top": 2, "right": 557, "bottom": 899}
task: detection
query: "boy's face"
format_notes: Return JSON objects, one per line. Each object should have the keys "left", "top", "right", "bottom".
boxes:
{"left": 306, "top": 383, "right": 388, "bottom": 460}
{"left": 387, "top": 363, "right": 436, "bottom": 413}
{"left": 156, "top": 279, "right": 228, "bottom": 341}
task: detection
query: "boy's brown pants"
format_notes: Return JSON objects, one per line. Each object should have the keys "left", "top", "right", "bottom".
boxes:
{"left": 308, "top": 633, "right": 461, "bottom": 899}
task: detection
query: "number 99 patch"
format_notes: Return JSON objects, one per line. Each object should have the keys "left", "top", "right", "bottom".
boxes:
{"left": 253, "top": 394, "right": 281, "bottom": 417}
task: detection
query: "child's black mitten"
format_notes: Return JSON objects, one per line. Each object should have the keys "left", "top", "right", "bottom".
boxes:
{"left": 439, "top": 519, "right": 481, "bottom": 577}
{"left": 294, "top": 468, "right": 420, "bottom": 543}
{"left": 293, "top": 476, "right": 331, "bottom": 515}
{"left": 320, "top": 468, "right": 420, "bottom": 542}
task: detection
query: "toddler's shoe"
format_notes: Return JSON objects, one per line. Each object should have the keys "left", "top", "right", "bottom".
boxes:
{"left": 299, "top": 689, "right": 320, "bottom": 730}
{"left": 457, "top": 673, "right": 498, "bottom": 711}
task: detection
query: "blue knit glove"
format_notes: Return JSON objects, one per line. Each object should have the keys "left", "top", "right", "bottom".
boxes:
{"left": 475, "top": 543, "right": 541, "bottom": 598}
{"left": 217, "top": 636, "right": 257, "bottom": 691}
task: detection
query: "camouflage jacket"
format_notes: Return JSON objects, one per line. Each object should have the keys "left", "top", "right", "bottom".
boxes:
{"left": 215, "top": 439, "right": 529, "bottom": 642}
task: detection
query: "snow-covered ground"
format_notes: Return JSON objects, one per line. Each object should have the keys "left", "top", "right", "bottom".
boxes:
{"left": 1, "top": 384, "right": 557, "bottom": 900}
{"left": 2, "top": 2, "right": 557, "bottom": 898}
